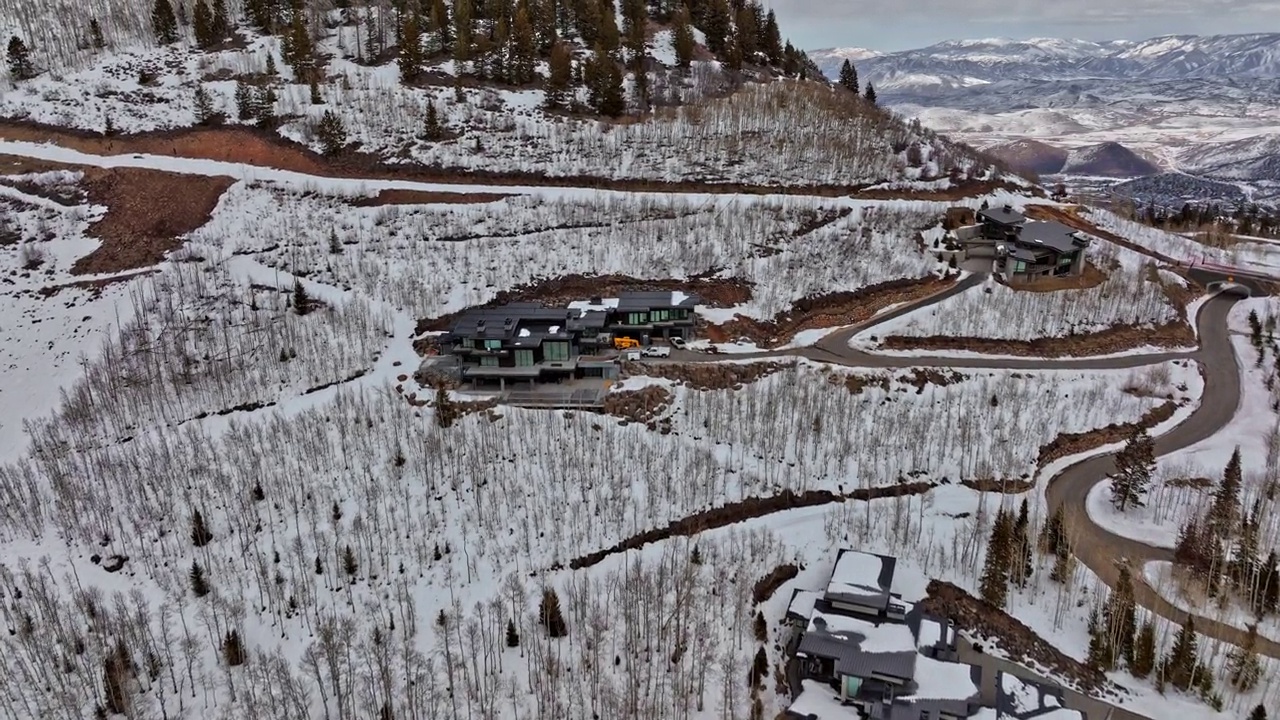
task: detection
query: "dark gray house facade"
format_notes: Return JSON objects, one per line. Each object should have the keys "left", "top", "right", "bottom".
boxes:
{"left": 438, "top": 291, "right": 699, "bottom": 387}
{"left": 976, "top": 206, "right": 1091, "bottom": 285}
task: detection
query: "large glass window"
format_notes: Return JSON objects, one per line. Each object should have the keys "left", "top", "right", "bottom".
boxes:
{"left": 672, "top": 308, "right": 688, "bottom": 320}
{"left": 483, "top": 339, "right": 502, "bottom": 351}
{"left": 627, "top": 312, "right": 648, "bottom": 325}
{"left": 480, "top": 356, "right": 499, "bottom": 367}
{"left": 1058, "top": 254, "right": 1074, "bottom": 267}
{"left": 1012, "top": 260, "right": 1027, "bottom": 273}
{"left": 544, "top": 341, "right": 571, "bottom": 362}
{"left": 651, "top": 309, "right": 669, "bottom": 322}
{"left": 514, "top": 349, "right": 534, "bottom": 367}
{"left": 461, "top": 338, "right": 474, "bottom": 348}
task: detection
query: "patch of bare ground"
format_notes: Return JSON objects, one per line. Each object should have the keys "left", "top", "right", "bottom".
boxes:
{"left": 881, "top": 320, "right": 1195, "bottom": 358}
{"left": 566, "top": 481, "right": 938, "bottom": 570}
{"left": 856, "top": 178, "right": 1043, "bottom": 201}
{"left": 349, "top": 188, "right": 511, "bottom": 206}
{"left": 753, "top": 564, "right": 800, "bottom": 604}
{"left": 961, "top": 477, "right": 1035, "bottom": 494}
{"left": 896, "top": 367, "right": 965, "bottom": 393}
{"left": 601, "top": 386, "right": 673, "bottom": 425}
{"left": 835, "top": 372, "right": 891, "bottom": 395}
{"left": 918, "top": 580, "right": 1112, "bottom": 693}
{"left": 718, "top": 275, "right": 959, "bottom": 348}
{"left": 72, "top": 167, "right": 235, "bottom": 275}
{"left": 627, "top": 361, "right": 790, "bottom": 390}
{"left": 0, "top": 119, "right": 1024, "bottom": 199}
{"left": 415, "top": 273, "right": 751, "bottom": 336}
{"left": 1035, "top": 400, "right": 1177, "bottom": 470}
{"left": 32, "top": 269, "right": 158, "bottom": 300}
{"left": 1165, "top": 476, "right": 1214, "bottom": 489}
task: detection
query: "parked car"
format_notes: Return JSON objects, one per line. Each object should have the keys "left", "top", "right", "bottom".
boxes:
{"left": 641, "top": 345, "right": 671, "bottom": 358}
{"left": 669, "top": 337, "right": 686, "bottom": 349}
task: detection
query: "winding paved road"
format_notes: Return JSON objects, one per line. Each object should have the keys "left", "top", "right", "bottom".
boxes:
{"left": 672, "top": 277, "right": 1275, "bottom": 660}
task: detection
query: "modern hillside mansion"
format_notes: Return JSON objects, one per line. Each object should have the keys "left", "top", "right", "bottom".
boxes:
{"left": 438, "top": 291, "right": 699, "bottom": 388}
{"left": 949, "top": 206, "right": 1093, "bottom": 285}
{"left": 784, "top": 549, "right": 1086, "bottom": 720}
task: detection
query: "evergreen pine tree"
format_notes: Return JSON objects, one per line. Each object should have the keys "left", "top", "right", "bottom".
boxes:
{"left": 699, "top": 0, "right": 731, "bottom": 56}
{"left": 1105, "top": 566, "right": 1138, "bottom": 667}
{"left": 864, "top": 82, "right": 877, "bottom": 104}
{"left": 1207, "top": 447, "right": 1242, "bottom": 538}
{"left": 152, "top": 0, "right": 180, "bottom": 44}
{"left": 424, "top": 102, "right": 446, "bottom": 138}
{"left": 1039, "top": 505, "right": 1066, "bottom": 555}
{"left": 1250, "top": 704, "right": 1269, "bottom": 720}
{"left": 453, "top": 0, "right": 473, "bottom": 65}
{"left": 193, "top": 0, "right": 214, "bottom": 47}
{"left": 978, "top": 507, "right": 1013, "bottom": 608}
{"left": 1011, "top": 498, "right": 1033, "bottom": 587}
{"left": 285, "top": 11, "right": 314, "bottom": 80}
{"left": 1227, "top": 623, "right": 1262, "bottom": 690}
{"left": 544, "top": 42, "right": 572, "bottom": 109}
{"left": 1229, "top": 505, "right": 1260, "bottom": 591}
{"left": 759, "top": 9, "right": 781, "bottom": 64}
{"left": 432, "top": 0, "right": 451, "bottom": 50}
{"left": 265, "top": 52, "right": 277, "bottom": 75}
{"left": 212, "top": 0, "right": 230, "bottom": 40}
{"left": 6, "top": 36, "right": 34, "bottom": 80}
{"left": 621, "top": 0, "right": 646, "bottom": 62}
{"left": 1162, "top": 617, "right": 1200, "bottom": 690}
{"left": 671, "top": 5, "right": 694, "bottom": 68}
{"left": 316, "top": 110, "right": 346, "bottom": 156}
{"left": 736, "top": 5, "right": 758, "bottom": 60}
{"left": 234, "top": 81, "right": 255, "bottom": 120}
{"left": 598, "top": 3, "right": 620, "bottom": 56}
{"left": 193, "top": 84, "right": 215, "bottom": 124}
{"left": 510, "top": 4, "right": 536, "bottom": 84}
{"left": 837, "top": 58, "right": 858, "bottom": 94}
{"left": 586, "top": 44, "right": 623, "bottom": 116}
{"left": 1111, "top": 428, "right": 1155, "bottom": 512}
{"left": 293, "top": 280, "right": 313, "bottom": 315}
{"left": 435, "top": 386, "right": 455, "bottom": 428}
{"left": 90, "top": 19, "right": 107, "bottom": 49}
{"left": 1131, "top": 620, "right": 1156, "bottom": 678}
{"left": 254, "top": 85, "right": 277, "bottom": 126}
{"left": 1257, "top": 550, "right": 1280, "bottom": 617}
{"left": 191, "top": 509, "right": 213, "bottom": 547}
{"left": 399, "top": 11, "right": 424, "bottom": 83}
{"left": 190, "top": 560, "right": 210, "bottom": 597}
{"left": 309, "top": 78, "right": 322, "bottom": 104}
{"left": 505, "top": 618, "right": 520, "bottom": 647}
{"left": 1085, "top": 605, "right": 1114, "bottom": 671}
{"left": 342, "top": 544, "right": 358, "bottom": 577}
{"left": 538, "top": 587, "right": 567, "bottom": 637}
{"left": 222, "top": 629, "right": 245, "bottom": 666}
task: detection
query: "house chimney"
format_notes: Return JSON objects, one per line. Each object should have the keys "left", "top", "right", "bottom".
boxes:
{"left": 590, "top": 296, "right": 603, "bottom": 304}
{"left": 1003, "top": 204, "right": 1013, "bottom": 213}
{"left": 476, "top": 319, "right": 486, "bottom": 331}
{"left": 503, "top": 317, "right": 514, "bottom": 329}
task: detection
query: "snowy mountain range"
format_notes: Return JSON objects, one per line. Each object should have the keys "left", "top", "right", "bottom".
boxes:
{"left": 812, "top": 34, "right": 1280, "bottom": 196}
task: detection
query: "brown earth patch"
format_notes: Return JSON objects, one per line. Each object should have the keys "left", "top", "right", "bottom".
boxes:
{"left": 856, "top": 179, "right": 1044, "bottom": 201}
{"left": 566, "top": 481, "right": 937, "bottom": 570}
{"left": 719, "top": 275, "right": 959, "bottom": 348}
{"left": 918, "top": 580, "right": 1112, "bottom": 693}
{"left": 350, "top": 188, "right": 511, "bottom": 206}
{"left": 836, "top": 372, "right": 891, "bottom": 395}
{"left": 31, "top": 269, "right": 158, "bottom": 300}
{"left": 69, "top": 167, "right": 234, "bottom": 275}
{"left": 0, "top": 119, "right": 1029, "bottom": 200}
{"left": 881, "top": 319, "right": 1195, "bottom": 358}
{"left": 1035, "top": 400, "right": 1177, "bottom": 470}
{"left": 601, "top": 386, "right": 673, "bottom": 424}
{"left": 753, "top": 564, "right": 800, "bottom": 605}
{"left": 628, "top": 360, "right": 790, "bottom": 390}
{"left": 1165, "top": 476, "right": 1214, "bottom": 489}
{"left": 896, "top": 367, "right": 965, "bottom": 393}
{"left": 961, "top": 477, "right": 1035, "bottom": 494}
{"left": 415, "top": 273, "right": 752, "bottom": 337}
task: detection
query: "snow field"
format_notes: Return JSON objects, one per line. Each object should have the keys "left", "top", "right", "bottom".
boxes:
{"left": 853, "top": 238, "right": 1183, "bottom": 344}
{"left": 196, "top": 181, "right": 946, "bottom": 321}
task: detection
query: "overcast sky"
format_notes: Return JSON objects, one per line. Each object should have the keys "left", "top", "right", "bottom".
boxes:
{"left": 767, "top": 0, "right": 1280, "bottom": 51}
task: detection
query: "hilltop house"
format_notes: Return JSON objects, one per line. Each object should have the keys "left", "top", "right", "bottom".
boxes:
{"left": 783, "top": 550, "right": 1087, "bottom": 720}
{"left": 948, "top": 205, "right": 1092, "bottom": 285}
{"left": 437, "top": 291, "right": 698, "bottom": 388}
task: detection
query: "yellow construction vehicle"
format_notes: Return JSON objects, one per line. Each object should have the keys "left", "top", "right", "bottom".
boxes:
{"left": 613, "top": 336, "right": 640, "bottom": 350}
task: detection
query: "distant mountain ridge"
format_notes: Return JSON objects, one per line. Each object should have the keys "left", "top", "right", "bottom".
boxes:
{"left": 811, "top": 34, "right": 1280, "bottom": 90}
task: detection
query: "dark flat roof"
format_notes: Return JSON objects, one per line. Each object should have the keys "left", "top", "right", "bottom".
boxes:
{"left": 445, "top": 291, "right": 699, "bottom": 339}
{"left": 1017, "top": 220, "right": 1088, "bottom": 255}
{"left": 978, "top": 206, "right": 1026, "bottom": 226}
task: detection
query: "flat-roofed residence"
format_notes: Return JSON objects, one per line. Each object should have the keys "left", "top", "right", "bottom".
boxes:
{"left": 783, "top": 549, "right": 1087, "bottom": 720}
{"left": 438, "top": 290, "right": 698, "bottom": 388}
{"left": 949, "top": 205, "right": 1093, "bottom": 286}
